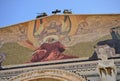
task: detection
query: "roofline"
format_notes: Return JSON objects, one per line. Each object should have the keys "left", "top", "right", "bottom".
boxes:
{"left": 1, "top": 13, "right": 120, "bottom": 28}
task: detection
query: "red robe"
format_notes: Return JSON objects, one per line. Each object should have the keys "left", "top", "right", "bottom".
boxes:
{"left": 31, "top": 41, "right": 78, "bottom": 62}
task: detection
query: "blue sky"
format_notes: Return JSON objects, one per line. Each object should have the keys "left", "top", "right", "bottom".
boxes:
{"left": 0, "top": 0, "right": 120, "bottom": 27}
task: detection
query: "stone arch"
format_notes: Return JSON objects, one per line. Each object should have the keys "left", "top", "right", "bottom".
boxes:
{"left": 9, "top": 69, "right": 86, "bottom": 81}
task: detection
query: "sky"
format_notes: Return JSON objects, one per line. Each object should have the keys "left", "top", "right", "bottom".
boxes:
{"left": 0, "top": 0, "right": 120, "bottom": 27}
